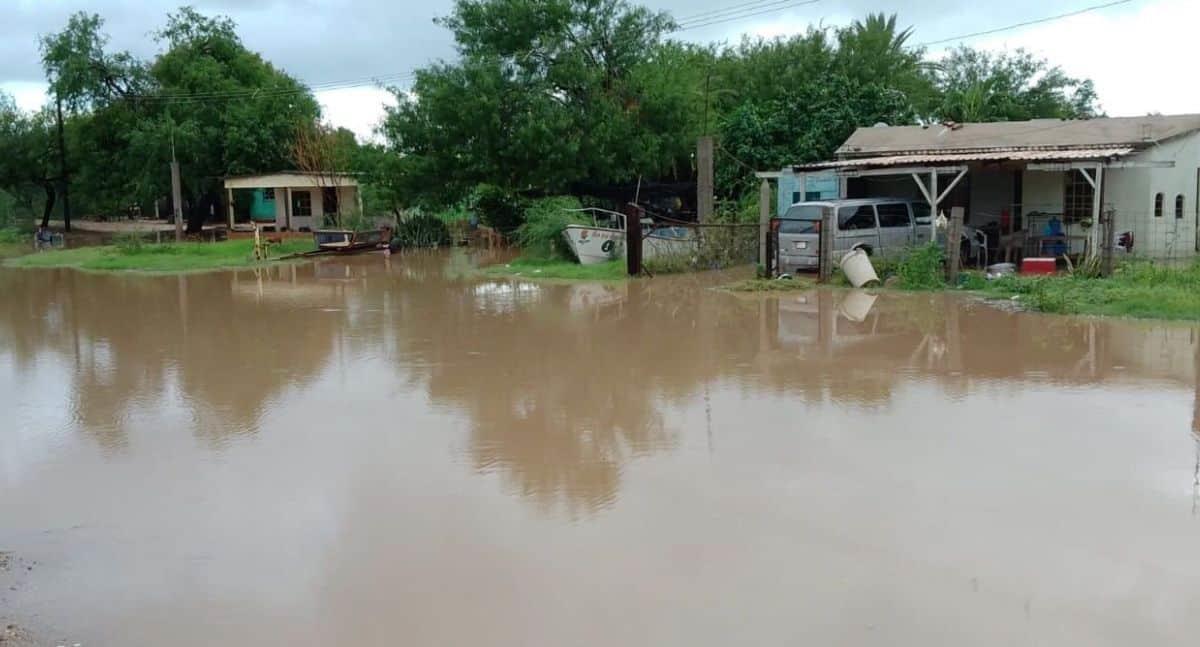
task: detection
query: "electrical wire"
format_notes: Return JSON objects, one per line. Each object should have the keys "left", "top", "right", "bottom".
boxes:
{"left": 918, "top": 0, "right": 1137, "bottom": 46}
{"left": 674, "top": 0, "right": 823, "bottom": 28}
{"left": 673, "top": 0, "right": 826, "bottom": 32}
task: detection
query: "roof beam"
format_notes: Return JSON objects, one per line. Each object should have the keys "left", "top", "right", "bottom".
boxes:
{"left": 838, "top": 165, "right": 968, "bottom": 178}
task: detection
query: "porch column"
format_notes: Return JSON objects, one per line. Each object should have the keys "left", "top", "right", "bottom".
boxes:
{"left": 285, "top": 187, "right": 292, "bottom": 230}
{"left": 1090, "top": 165, "right": 1104, "bottom": 259}
{"left": 355, "top": 184, "right": 363, "bottom": 216}
{"left": 226, "top": 187, "right": 235, "bottom": 227}
{"left": 931, "top": 171, "right": 939, "bottom": 240}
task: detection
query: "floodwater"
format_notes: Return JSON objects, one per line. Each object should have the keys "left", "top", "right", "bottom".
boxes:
{"left": 2, "top": 251, "right": 1199, "bottom": 646}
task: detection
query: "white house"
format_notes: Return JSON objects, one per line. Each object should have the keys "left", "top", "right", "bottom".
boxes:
{"left": 223, "top": 171, "right": 363, "bottom": 232}
{"left": 776, "top": 114, "right": 1200, "bottom": 259}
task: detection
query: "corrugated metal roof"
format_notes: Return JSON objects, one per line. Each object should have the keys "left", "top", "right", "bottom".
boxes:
{"left": 836, "top": 114, "right": 1200, "bottom": 157}
{"left": 793, "top": 147, "right": 1134, "bottom": 171}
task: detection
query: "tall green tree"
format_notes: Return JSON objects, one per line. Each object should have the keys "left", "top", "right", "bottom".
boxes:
{"left": 0, "top": 93, "right": 58, "bottom": 228}
{"left": 36, "top": 7, "right": 322, "bottom": 232}
{"left": 384, "top": 0, "right": 700, "bottom": 207}
{"left": 931, "top": 47, "right": 1099, "bottom": 123}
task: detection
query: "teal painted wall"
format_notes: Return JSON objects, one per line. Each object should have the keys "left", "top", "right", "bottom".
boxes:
{"left": 250, "top": 188, "right": 276, "bottom": 222}
{"left": 776, "top": 171, "right": 840, "bottom": 216}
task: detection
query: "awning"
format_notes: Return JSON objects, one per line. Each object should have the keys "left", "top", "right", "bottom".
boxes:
{"left": 792, "top": 147, "right": 1134, "bottom": 172}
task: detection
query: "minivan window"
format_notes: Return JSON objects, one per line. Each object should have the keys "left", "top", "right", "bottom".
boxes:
{"left": 777, "top": 219, "right": 818, "bottom": 234}
{"left": 876, "top": 203, "right": 911, "bottom": 228}
{"left": 839, "top": 205, "right": 876, "bottom": 230}
{"left": 783, "top": 205, "right": 826, "bottom": 220}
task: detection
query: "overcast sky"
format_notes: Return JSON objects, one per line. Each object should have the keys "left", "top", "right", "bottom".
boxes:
{"left": 2, "top": 0, "right": 1195, "bottom": 140}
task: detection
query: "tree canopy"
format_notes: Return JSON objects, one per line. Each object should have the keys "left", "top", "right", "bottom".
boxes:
{"left": 0, "top": 1, "right": 1105, "bottom": 231}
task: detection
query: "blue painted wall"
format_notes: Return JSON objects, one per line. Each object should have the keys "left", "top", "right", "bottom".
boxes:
{"left": 775, "top": 170, "right": 840, "bottom": 216}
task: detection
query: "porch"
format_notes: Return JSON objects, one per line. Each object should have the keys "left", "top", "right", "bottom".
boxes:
{"left": 792, "top": 148, "right": 1166, "bottom": 263}
{"left": 223, "top": 172, "right": 363, "bottom": 232}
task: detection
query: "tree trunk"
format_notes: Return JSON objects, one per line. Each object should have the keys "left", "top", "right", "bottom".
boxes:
{"left": 41, "top": 182, "right": 56, "bottom": 229}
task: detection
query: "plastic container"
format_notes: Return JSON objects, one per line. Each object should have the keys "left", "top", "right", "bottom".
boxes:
{"left": 840, "top": 249, "right": 880, "bottom": 287}
{"left": 1020, "top": 257, "right": 1057, "bottom": 276}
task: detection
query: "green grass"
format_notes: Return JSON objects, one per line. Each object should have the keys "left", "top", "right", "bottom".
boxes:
{"left": 967, "top": 260, "right": 1200, "bottom": 321}
{"left": 5, "top": 238, "right": 314, "bottom": 273}
{"left": 482, "top": 256, "right": 627, "bottom": 281}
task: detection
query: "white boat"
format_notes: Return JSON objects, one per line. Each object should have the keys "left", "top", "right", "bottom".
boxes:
{"left": 562, "top": 208, "right": 698, "bottom": 265}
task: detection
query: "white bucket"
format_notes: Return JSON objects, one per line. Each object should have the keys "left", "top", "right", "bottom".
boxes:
{"left": 840, "top": 249, "right": 880, "bottom": 288}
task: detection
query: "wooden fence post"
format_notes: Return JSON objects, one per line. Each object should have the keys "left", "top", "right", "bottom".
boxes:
{"left": 625, "top": 208, "right": 642, "bottom": 276}
{"left": 946, "top": 206, "right": 964, "bottom": 284}
{"left": 1101, "top": 208, "right": 1116, "bottom": 277}
{"left": 819, "top": 208, "right": 835, "bottom": 283}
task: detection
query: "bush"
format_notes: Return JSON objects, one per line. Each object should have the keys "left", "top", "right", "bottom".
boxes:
{"left": 470, "top": 184, "right": 526, "bottom": 234}
{"left": 392, "top": 214, "right": 450, "bottom": 249}
{"left": 515, "top": 196, "right": 586, "bottom": 260}
{"left": 892, "top": 244, "right": 945, "bottom": 290}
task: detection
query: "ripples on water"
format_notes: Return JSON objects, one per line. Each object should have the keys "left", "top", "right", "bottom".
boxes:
{"left": 2, "top": 251, "right": 1199, "bottom": 645}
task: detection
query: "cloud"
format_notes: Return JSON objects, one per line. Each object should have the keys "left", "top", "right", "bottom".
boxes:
{"left": 1, "top": 0, "right": 1190, "bottom": 137}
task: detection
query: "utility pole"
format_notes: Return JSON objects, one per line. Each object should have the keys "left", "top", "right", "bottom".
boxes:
{"left": 171, "top": 130, "right": 183, "bottom": 242}
{"left": 55, "top": 93, "right": 71, "bottom": 233}
{"left": 697, "top": 136, "right": 713, "bottom": 223}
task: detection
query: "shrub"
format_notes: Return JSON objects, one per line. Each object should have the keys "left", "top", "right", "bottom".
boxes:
{"left": 470, "top": 184, "right": 526, "bottom": 234}
{"left": 893, "top": 243, "right": 945, "bottom": 290}
{"left": 515, "top": 196, "right": 586, "bottom": 260}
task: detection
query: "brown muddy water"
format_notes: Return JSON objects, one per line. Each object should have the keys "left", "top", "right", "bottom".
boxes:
{"left": 2, "top": 250, "right": 1199, "bottom": 646}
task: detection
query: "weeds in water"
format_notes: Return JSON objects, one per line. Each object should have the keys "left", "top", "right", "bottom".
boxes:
{"left": 393, "top": 215, "right": 450, "bottom": 249}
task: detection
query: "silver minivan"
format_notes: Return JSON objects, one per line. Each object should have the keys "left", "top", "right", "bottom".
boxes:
{"left": 775, "top": 198, "right": 932, "bottom": 273}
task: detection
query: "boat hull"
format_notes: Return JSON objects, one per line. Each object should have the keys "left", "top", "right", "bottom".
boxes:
{"left": 563, "top": 225, "right": 698, "bottom": 265}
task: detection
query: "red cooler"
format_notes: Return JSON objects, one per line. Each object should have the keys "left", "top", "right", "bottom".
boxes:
{"left": 1021, "top": 257, "right": 1057, "bottom": 275}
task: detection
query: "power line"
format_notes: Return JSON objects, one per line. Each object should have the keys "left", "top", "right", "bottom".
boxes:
{"left": 674, "top": 0, "right": 821, "bottom": 27}
{"left": 673, "top": 0, "right": 826, "bottom": 32}
{"left": 918, "top": 0, "right": 1137, "bottom": 46}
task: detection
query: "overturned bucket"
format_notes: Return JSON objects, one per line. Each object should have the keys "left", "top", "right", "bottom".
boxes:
{"left": 839, "top": 249, "right": 880, "bottom": 288}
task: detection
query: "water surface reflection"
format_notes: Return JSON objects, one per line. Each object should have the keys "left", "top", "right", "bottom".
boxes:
{"left": 2, "top": 252, "right": 1199, "bottom": 645}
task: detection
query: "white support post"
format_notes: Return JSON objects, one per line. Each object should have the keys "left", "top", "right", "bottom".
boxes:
{"left": 930, "top": 171, "right": 939, "bottom": 241}
{"left": 226, "top": 187, "right": 235, "bottom": 228}
{"left": 936, "top": 168, "right": 968, "bottom": 204}
{"left": 1089, "top": 165, "right": 1104, "bottom": 259}
{"left": 911, "top": 173, "right": 935, "bottom": 205}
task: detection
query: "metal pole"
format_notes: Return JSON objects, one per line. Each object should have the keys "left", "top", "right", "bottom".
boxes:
{"left": 55, "top": 94, "right": 71, "bottom": 233}
{"left": 697, "top": 136, "right": 714, "bottom": 223}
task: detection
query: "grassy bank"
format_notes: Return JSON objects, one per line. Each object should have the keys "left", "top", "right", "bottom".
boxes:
{"left": 827, "top": 245, "right": 1200, "bottom": 321}
{"left": 966, "top": 261, "right": 1200, "bottom": 321}
{"left": 482, "top": 256, "right": 626, "bottom": 281}
{"left": 5, "top": 238, "right": 314, "bottom": 273}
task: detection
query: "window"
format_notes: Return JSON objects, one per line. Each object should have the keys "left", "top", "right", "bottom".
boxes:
{"left": 912, "top": 202, "right": 931, "bottom": 223}
{"left": 293, "top": 191, "right": 312, "bottom": 217}
{"left": 1063, "top": 171, "right": 1095, "bottom": 223}
{"left": 1154, "top": 192, "right": 1164, "bottom": 218}
{"left": 804, "top": 191, "right": 821, "bottom": 201}
{"left": 262, "top": 188, "right": 275, "bottom": 201}
{"left": 876, "top": 203, "right": 911, "bottom": 228}
{"left": 838, "top": 205, "right": 876, "bottom": 230}
{"left": 777, "top": 219, "right": 818, "bottom": 234}
{"left": 1175, "top": 194, "right": 1184, "bottom": 219}
{"left": 791, "top": 191, "right": 801, "bottom": 205}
